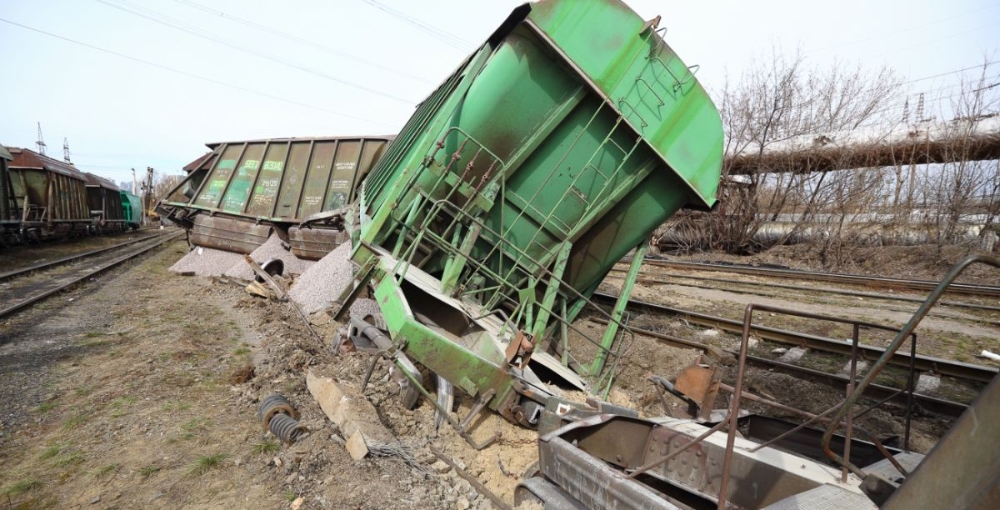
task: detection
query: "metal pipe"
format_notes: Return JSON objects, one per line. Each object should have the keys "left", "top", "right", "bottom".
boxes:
{"left": 716, "top": 303, "right": 755, "bottom": 510}
{"left": 396, "top": 363, "right": 501, "bottom": 451}
{"left": 844, "top": 323, "right": 859, "bottom": 483}
{"left": 747, "top": 401, "right": 845, "bottom": 453}
{"left": 430, "top": 447, "right": 513, "bottom": 510}
{"left": 592, "top": 293, "right": 992, "bottom": 382}
{"left": 459, "top": 389, "right": 496, "bottom": 431}
{"left": 905, "top": 334, "right": 917, "bottom": 451}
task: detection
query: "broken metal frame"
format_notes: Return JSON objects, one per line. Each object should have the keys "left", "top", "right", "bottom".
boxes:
{"left": 531, "top": 403, "right": 873, "bottom": 509}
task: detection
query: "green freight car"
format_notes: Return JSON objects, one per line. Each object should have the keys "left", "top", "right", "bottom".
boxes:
{"left": 120, "top": 190, "right": 142, "bottom": 230}
{"left": 336, "top": 0, "right": 723, "bottom": 427}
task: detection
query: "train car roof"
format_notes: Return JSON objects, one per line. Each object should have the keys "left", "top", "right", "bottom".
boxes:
{"left": 4, "top": 146, "right": 88, "bottom": 180}
{"left": 0, "top": 145, "right": 11, "bottom": 161}
{"left": 182, "top": 151, "right": 216, "bottom": 174}
{"left": 203, "top": 134, "right": 396, "bottom": 149}
{"left": 84, "top": 172, "right": 121, "bottom": 191}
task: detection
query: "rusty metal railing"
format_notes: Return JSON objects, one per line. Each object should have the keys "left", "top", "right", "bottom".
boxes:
{"left": 717, "top": 303, "right": 917, "bottom": 507}
{"left": 819, "top": 254, "right": 1000, "bottom": 477}
{"left": 714, "top": 255, "right": 1000, "bottom": 509}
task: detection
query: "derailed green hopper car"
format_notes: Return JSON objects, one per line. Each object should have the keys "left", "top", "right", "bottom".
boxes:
{"left": 340, "top": 0, "right": 723, "bottom": 426}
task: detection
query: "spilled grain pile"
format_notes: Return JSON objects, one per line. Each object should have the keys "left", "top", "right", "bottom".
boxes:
{"left": 286, "top": 241, "right": 383, "bottom": 318}
{"left": 223, "top": 233, "right": 314, "bottom": 281}
{"left": 168, "top": 246, "right": 246, "bottom": 277}
{"left": 288, "top": 241, "right": 356, "bottom": 314}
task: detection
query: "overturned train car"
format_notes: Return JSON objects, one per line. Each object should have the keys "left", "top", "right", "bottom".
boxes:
{"left": 337, "top": 0, "right": 723, "bottom": 427}
{"left": 157, "top": 136, "right": 393, "bottom": 257}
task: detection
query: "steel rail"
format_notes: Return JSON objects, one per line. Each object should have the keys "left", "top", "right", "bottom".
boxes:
{"left": 0, "top": 230, "right": 175, "bottom": 283}
{"left": 636, "top": 259, "right": 1000, "bottom": 298}
{"left": 609, "top": 269, "right": 1000, "bottom": 314}
{"left": 591, "top": 292, "right": 999, "bottom": 383}
{"left": 591, "top": 317, "right": 969, "bottom": 417}
{"left": 0, "top": 231, "right": 183, "bottom": 320}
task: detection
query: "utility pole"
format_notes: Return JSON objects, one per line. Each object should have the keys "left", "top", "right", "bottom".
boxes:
{"left": 35, "top": 122, "right": 47, "bottom": 156}
{"left": 63, "top": 138, "right": 71, "bottom": 164}
{"left": 131, "top": 168, "right": 137, "bottom": 195}
{"left": 140, "top": 166, "right": 154, "bottom": 225}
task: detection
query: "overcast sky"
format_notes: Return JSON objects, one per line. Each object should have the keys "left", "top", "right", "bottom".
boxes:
{"left": 1, "top": 0, "right": 997, "bottom": 186}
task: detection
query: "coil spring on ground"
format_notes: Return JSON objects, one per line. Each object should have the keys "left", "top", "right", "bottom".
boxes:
{"left": 257, "top": 394, "right": 298, "bottom": 429}
{"left": 268, "top": 413, "right": 309, "bottom": 444}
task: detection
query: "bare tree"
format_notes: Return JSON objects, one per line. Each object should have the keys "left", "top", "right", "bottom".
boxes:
{"left": 701, "top": 49, "right": 903, "bottom": 255}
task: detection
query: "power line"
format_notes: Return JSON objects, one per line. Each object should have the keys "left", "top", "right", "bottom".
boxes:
{"left": 902, "top": 60, "right": 1000, "bottom": 85}
{"left": 357, "top": 0, "right": 471, "bottom": 50}
{"left": 0, "top": 17, "right": 397, "bottom": 129}
{"left": 172, "top": 0, "right": 433, "bottom": 85}
{"left": 93, "top": 0, "right": 416, "bottom": 104}
{"left": 867, "top": 20, "right": 1000, "bottom": 64}
{"left": 806, "top": 3, "right": 1000, "bottom": 55}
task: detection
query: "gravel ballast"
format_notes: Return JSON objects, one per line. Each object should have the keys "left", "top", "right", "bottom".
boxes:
{"left": 224, "top": 234, "right": 315, "bottom": 281}
{"left": 168, "top": 246, "right": 246, "bottom": 277}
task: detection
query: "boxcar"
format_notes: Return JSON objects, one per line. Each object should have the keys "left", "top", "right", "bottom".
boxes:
{"left": 5, "top": 147, "right": 91, "bottom": 241}
{"left": 84, "top": 172, "right": 126, "bottom": 233}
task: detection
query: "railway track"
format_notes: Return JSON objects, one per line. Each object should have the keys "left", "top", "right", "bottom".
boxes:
{"left": 0, "top": 230, "right": 184, "bottom": 320}
{"left": 591, "top": 318, "right": 970, "bottom": 418}
{"left": 0, "top": 229, "right": 174, "bottom": 283}
{"left": 634, "top": 259, "right": 1000, "bottom": 298}
{"left": 591, "top": 292, "right": 999, "bottom": 383}
{"left": 611, "top": 270, "right": 1000, "bottom": 315}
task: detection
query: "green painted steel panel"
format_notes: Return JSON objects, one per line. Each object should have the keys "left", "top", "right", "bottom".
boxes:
{"left": 528, "top": 1, "right": 723, "bottom": 206}
{"left": 299, "top": 141, "right": 336, "bottom": 218}
{"left": 220, "top": 143, "right": 267, "bottom": 213}
{"left": 194, "top": 144, "right": 242, "bottom": 208}
{"left": 178, "top": 139, "right": 391, "bottom": 221}
{"left": 246, "top": 144, "right": 289, "bottom": 217}
{"left": 275, "top": 142, "right": 313, "bottom": 218}
{"left": 358, "top": 0, "right": 720, "bottom": 300}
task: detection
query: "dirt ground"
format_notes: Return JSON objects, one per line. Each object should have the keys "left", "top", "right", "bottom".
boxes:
{"left": 0, "top": 241, "right": 499, "bottom": 509}
{"left": 1, "top": 239, "right": 994, "bottom": 509}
